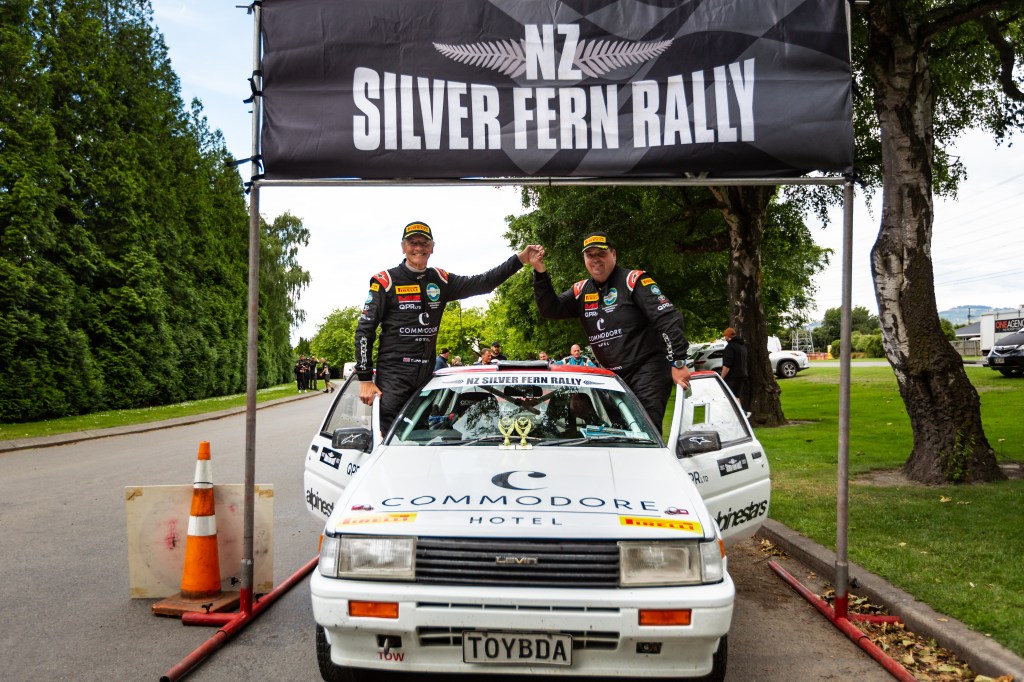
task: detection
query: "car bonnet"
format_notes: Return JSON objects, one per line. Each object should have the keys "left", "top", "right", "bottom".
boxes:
{"left": 326, "top": 446, "right": 713, "bottom": 541}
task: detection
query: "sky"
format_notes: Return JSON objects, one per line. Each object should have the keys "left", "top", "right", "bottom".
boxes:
{"left": 151, "top": 1, "right": 1024, "bottom": 345}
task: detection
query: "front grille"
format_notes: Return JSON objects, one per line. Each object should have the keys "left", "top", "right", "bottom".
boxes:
{"left": 418, "top": 627, "right": 620, "bottom": 650}
{"left": 415, "top": 537, "right": 620, "bottom": 587}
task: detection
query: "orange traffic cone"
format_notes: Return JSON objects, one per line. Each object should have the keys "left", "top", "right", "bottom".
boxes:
{"left": 152, "top": 441, "right": 240, "bottom": 617}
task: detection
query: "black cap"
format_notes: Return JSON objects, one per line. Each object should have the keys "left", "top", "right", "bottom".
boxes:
{"left": 440, "top": 348, "right": 450, "bottom": 354}
{"left": 491, "top": 341, "right": 501, "bottom": 347}
{"left": 402, "top": 221, "right": 433, "bottom": 241}
{"left": 581, "top": 231, "right": 612, "bottom": 252}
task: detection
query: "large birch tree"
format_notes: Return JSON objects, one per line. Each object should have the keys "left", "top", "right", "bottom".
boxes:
{"left": 859, "top": 0, "right": 1023, "bottom": 482}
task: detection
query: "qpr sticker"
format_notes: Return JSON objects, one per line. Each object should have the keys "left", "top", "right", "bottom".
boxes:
{"left": 603, "top": 288, "right": 618, "bottom": 306}
{"left": 426, "top": 282, "right": 441, "bottom": 302}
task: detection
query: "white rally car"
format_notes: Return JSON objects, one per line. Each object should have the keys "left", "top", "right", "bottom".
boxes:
{"left": 304, "top": 362, "right": 770, "bottom": 681}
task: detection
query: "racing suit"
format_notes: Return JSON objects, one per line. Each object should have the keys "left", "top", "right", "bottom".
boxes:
{"left": 534, "top": 265, "right": 688, "bottom": 427}
{"left": 356, "top": 256, "right": 524, "bottom": 431}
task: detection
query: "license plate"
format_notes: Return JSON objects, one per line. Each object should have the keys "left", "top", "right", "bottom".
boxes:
{"left": 462, "top": 631, "right": 572, "bottom": 666}
{"left": 992, "top": 357, "right": 1005, "bottom": 364}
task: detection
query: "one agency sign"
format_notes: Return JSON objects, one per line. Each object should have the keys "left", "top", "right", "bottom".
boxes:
{"left": 260, "top": 0, "right": 853, "bottom": 180}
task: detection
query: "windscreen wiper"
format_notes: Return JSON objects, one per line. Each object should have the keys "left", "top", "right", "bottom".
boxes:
{"left": 537, "top": 435, "right": 657, "bottom": 446}
{"left": 430, "top": 435, "right": 541, "bottom": 446}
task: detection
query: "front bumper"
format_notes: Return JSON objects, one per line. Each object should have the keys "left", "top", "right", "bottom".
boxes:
{"left": 311, "top": 574, "right": 734, "bottom": 677}
{"left": 988, "top": 354, "right": 1024, "bottom": 370}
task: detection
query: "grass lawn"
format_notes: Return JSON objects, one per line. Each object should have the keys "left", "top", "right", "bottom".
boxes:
{"left": 755, "top": 365, "right": 1024, "bottom": 657}
{"left": 0, "top": 383, "right": 301, "bottom": 441}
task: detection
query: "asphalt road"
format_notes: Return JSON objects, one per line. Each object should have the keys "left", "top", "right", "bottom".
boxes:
{"left": 0, "top": 396, "right": 892, "bottom": 681}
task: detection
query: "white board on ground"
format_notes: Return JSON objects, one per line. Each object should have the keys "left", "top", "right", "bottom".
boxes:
{"left": 124, "top": 484, "right": 274, "bottom": 598}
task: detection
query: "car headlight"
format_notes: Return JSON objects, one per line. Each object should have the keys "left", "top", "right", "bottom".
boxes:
{"left": 619, "top": 540, "right": 725, "bottom": 586}
{"left": 318, "top": 535, "right": 416, "bottom": 581}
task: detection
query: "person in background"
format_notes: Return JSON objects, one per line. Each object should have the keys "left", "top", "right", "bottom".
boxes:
{"left": 435, "top": 348, "right": 450, "bottom": 371}
{"left": 538, "top": 351, "right": 551, "bottom": 364}
{"left": 474, "top": 347, "right": 494, "bottom": 365}
{"left": 295, "top": 354, "right": 309, "bottom": 393}
{"left": 307, "top": 355, "right": 319, "bottom": 392}
{"left": 490, "top": 341, "right": 507, "bottom": 361}
{"left": 451, "top": 355, "right": 463, "bottom": 366}
{"left": 562, "top": 344, "right": 595, "bottom": 366}
{"left": 531, "top": 231, "right": 690, "bottom": 427}
{"left": 320, "top": 358, "right": 334, "bottom": 394}
{"left": 720, "top": 327, "right": 748, "bottom": 407}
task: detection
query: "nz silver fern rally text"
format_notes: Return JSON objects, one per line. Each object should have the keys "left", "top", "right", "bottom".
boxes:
{"left": 350, "top": 58, "right": 756, "bottom": 152}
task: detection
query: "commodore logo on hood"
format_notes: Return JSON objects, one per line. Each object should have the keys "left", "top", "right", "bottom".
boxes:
{"left": 492, "top": 470, "right": 547, "bottom": 491}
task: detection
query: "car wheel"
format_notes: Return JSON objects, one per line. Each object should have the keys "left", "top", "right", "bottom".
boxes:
{"left": 699, "top": 635, "right": 728, "bottom": 682}
{"left": 998, "top": 369, "right": 1023, "bottom": 377}
{"left": 776, "top": 359, "right": 799, "bottom": 379}
{"left": 316, "top": 626, "right": 377, "bottom": 682}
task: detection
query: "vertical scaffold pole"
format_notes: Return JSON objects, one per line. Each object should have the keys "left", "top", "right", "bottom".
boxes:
{"left": 241, "top": 0, "right": 263, "bottom": 616}
{"left": 835, "top": 177, "right": 855, "bottom": 619}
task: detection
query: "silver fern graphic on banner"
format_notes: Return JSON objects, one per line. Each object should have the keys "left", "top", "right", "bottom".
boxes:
{"left": 433, "top": 38, "right": 673, "bottom": 78}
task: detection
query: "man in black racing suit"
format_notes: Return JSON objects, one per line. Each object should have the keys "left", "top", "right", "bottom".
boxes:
{"left": 531, "top": 231, "right": 690, "bottom": 428}
{"left": 356, "top": 221, "right": 538, "bottom": 432}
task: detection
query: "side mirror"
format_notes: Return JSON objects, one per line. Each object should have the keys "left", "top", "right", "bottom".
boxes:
{"left": 332, "top": 426, "right": 373, "bottom": 453}
{"left": 676, "top": 430, "right": 722, "bottom": 458}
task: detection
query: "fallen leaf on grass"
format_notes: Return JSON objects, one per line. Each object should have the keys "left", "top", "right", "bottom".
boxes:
{"left": 940, "top": 495, "right": 952, "bottom": 502}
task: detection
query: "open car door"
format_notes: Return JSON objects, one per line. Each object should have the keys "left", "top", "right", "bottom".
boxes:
{"left": 667, "top": 372, "right": 771, "bottom": 544}
{"left": 303, "top": 374, "right": 381, "bottom": 523}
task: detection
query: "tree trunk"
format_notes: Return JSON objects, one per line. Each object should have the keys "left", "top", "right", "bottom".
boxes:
{"left": 709, "top": 185, "right": 786, "bottom": 427}
{"left": 867, "top": 4, "right": 1003, "bottom": 483}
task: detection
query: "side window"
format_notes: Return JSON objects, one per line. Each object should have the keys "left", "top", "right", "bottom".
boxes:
{"left": 684, "top": 376, "right": 751, "bottom": 445}
{"left": 322, "top": 377, "right": 372, "bottom": 435}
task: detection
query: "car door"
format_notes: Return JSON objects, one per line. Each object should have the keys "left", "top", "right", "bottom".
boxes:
{"left": 667, "top": 373, "right": 771, "bottom": 543}
{"left": 303, "top": 374, "right": 380, "bottom": 523}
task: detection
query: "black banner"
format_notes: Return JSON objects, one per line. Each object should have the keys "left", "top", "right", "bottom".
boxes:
{"left": 260, "top": 0, "right": 853, "bottom": 180}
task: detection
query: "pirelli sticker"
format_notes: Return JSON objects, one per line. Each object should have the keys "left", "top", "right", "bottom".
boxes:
{"left": 640, "top": 277, "right": 654, "bottom": 286}
{"left": 337, "top": 513, "right": 417, "bottom": 527}
{"left": 584, "top": 293, "right": 599, "bottom": 302}
{"left": 620, "top": 516, "right": 702, "bottom": 533}
{"left": 395, "top": 285, "right": 421, "bottom": 295}
{"left": 370, "top": 282, "right": 380, "bottom": 291}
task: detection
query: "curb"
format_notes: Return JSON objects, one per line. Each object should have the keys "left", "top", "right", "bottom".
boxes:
{"left": 757, "top": 518, "right": 1024, "bottom": 680}
{"left": 0, "top": 390, "right": 322, "bottom": 454}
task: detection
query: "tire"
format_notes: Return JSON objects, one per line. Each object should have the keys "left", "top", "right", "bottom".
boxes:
{"left": 776, "top": 359, "right": 799, "bottom": 379}
{"left": 316, "top": 625, "right": 377, "bottom": 682}
{"left": 702, "top": 635, "right": 728, "bottom": 682}
{"left": 998, "top": 368, "right": 1023, "bottom": 377}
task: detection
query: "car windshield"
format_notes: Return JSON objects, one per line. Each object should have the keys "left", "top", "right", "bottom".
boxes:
{"left": 386, "top": 371, "right": 661, "bottom": 447}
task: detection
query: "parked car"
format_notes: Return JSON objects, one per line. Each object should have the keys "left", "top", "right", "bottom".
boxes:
{"left": 686, "top": 336, "right": 809, "bottom": 379}
{"left": 304, "top": 362, "right": 770, "bottom": 681}
{"left": 987, "top": 330, "right": 1024, "bottom": 377}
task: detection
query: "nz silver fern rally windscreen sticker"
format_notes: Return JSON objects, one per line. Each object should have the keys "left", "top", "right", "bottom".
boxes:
{"left": 260, "top": 0, "right": 853, "bottom": 179}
